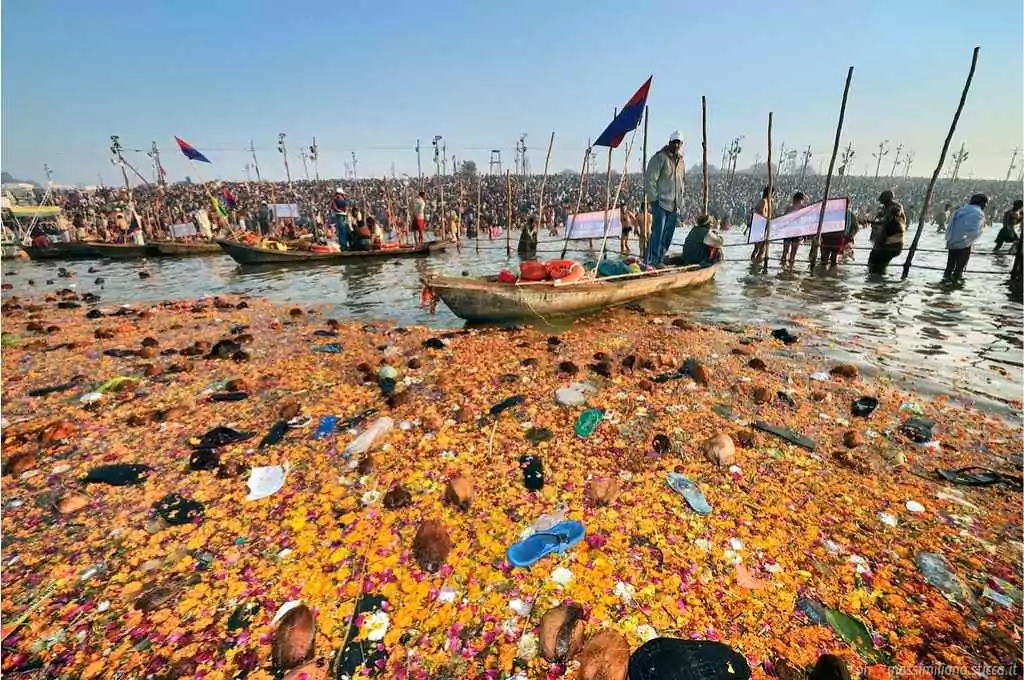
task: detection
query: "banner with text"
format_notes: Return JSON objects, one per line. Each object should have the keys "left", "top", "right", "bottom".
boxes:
{"left": 747, "top": 197, "right": 849, "bottom": 243}
{"left": 271, "top": 203, "right": 300, "bottom": 219}
{"left": 566, "top": 209, "right": 622, "bottom": 239}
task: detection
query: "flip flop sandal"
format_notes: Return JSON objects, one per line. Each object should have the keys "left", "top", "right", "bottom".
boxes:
{"left": 312, "top": 415, "right": 338, "bottom": 439}
{"left": 507, "top": 520, "right": 585, "bottom": 568}
{"left": 666, "top": 473, "right": 712, "bottom": 515}
{"left": 575, "top": 409, "right": 604, "bottom": 438}
{"left": 937, "top": 467, "right": 1023, "bottom": 491}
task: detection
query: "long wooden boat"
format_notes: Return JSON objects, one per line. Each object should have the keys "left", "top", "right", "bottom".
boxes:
{"left": 426, "top": 263, "right": 720, "bottom": 322}
{"left": 151, "top": 241, "right": 224, "bottom": 257}
{"left": 22, "top": 242, "right": 101, "bottom": 260}
{"left": 216, "top": 239, "right": 449, "bottom": 265}
{"left": 88, "top": 243, "right": 159, "bottom": 259}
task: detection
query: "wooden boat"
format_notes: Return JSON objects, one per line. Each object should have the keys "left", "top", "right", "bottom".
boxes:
{"left": 151, "top": 241, "right": 224, "bottom": 257}
{"left": 88, "top": 243, "right": 158, "bottom": 259}
{"left": 216, "top": 239, "right": 449, "bottom": 265}
{"left": 23, "top": 242, "right": 101, "bottom": 260}
{"left": 426, "top": 263, "right": 720, "bottom": 322}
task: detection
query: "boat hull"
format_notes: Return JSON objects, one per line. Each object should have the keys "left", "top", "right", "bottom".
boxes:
{"left": 216, "top": 239, "right": 448, "bottom": 265}
{"left": 88, "top": 243, "right": 158, "bottom": 259}
{"left": 427, "top": 264, "right": 719, "bottom": 322}
{"left": 151, "top": 241, "right": 224, "bottom": 257}
{"left": 23, "top": 243, "right": 100, "bottom": 260}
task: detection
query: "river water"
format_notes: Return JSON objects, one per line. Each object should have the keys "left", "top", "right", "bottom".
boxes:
{"left": 3, "top": 227, "right": 1021, "bottom": 409}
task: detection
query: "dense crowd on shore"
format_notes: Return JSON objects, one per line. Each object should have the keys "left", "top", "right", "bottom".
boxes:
{"left": 16, "top": 170, "right": 1022, "bottom": 242}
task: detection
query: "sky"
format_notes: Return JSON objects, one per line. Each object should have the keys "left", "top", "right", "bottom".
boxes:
{"left": 2, "top": 0, "right": 1022, "bottom": 187}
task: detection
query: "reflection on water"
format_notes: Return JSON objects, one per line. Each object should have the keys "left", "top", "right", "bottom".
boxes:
{"left": 2, "top": 228, "right": 1021, "bottom": 406}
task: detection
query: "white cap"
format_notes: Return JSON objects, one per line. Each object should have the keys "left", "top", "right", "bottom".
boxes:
{"left": 669, "top": 131, "right": 682, "bottom": 142}
{"left": 335, "top": 187, "right": 346, "bottom": 194}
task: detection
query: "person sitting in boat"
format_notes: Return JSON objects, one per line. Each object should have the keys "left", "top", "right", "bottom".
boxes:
{"left": 30, "top": 229, "right": 52, "bottom": 249}
{"left": 369, "top": 216, "right": 385, "bottom": 249}
{"left": 329, "top": 188, "right": 351, "bottom": 250}
{"left": 352, "top": 218, "right": 374, "bottom": 251}
{"left": 678, "top": 214, "right": 722, "bottom": 266}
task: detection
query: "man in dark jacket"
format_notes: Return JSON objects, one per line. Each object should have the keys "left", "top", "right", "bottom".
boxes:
{"left": 867, "top": 190, "right": 906, "bottom": 275}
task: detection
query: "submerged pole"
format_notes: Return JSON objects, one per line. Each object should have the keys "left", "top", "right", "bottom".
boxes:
{"left": 809, "top": 66, "right": 854, "bottom": 270}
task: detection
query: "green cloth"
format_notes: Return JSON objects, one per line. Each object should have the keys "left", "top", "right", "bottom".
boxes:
{"left": 680, "top": 225, "right": 710, "bottom": 265}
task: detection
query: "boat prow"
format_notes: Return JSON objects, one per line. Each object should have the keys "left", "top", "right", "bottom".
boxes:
{"left": 426, "top": 263, "right": 720, "bottom": 323}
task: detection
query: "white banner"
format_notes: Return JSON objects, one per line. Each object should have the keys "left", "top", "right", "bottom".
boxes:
{"left": 747, "top": 197, "right": 848, "bottom": 243}
{"left": 170, "top": 222, "right": 197, "bottom": 238}
{"left": 566, "top": 209, "right": 622, "bottom": 239}
{"left": 271, "top": 203, "right": 300, "bottom": 219}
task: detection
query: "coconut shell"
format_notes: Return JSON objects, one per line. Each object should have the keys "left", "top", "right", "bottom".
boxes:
{"left": 412, "top": 519, "right": 451, "bottom": 573}
{"left": 538, "top": 604, "right": 585, "bottom": 661}
{"left": 278, "top": 399, "right": 302, "bottom": 420}
{"left": 444, "top": 475, "right": 473, "bottom": 510}
{"left": 586, "top": 477, "right": 619, "bottom": 507}
{"left": 5, "top": 452, "right": 37, "bottom": 475}
{"left": 702, "top": 433, "right": 736, "bottom": 467}
{"left": 38, "top": 419, "right": 75, "bottom": 445}
{"left": 691, "top": 362, "right": 710, "bottom": 386}
{"left": 272, "top": 603, "right": 316, "bottom": 670}
{"left": 578, "top": 630, "right": 630, "bottom": 680}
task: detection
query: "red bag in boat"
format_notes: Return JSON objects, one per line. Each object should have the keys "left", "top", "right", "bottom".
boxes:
{"left": 497, "top": 269, "right": 518, "bottom": 284}
{"left": 545, "top": 259, "right": 584, "bottom": 282}
{"left": 519, "top": 261, "right": 549, "bottom": 281}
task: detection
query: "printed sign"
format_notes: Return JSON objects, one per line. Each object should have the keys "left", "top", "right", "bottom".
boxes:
{"left": 170, "top": 222, "right": 197, "bottom": 238}
{"left": 271, "top": 203, "right": 300, "bottom": 219}
{"left": 747, "top": 197, "right": 849, "bottom": 243}
{"left": 566, "top": 209, "right": 622, "bottom": 239}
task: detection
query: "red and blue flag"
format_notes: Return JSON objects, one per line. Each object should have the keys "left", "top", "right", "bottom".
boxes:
{"left": 174, "top": 136, "right": 211, "bottom": 163}
{"left": 593, "top": 76, "right": 653, "bottom": 149}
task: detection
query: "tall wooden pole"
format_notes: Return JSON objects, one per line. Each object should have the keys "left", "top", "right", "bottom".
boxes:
{"left": 506, "top": 170, "right": 512, "bottom": 257}
{"left": 640, "top": 106, "right": 649, "bottom": 257}
{"left": 809, "top": 66, "right": 854, "bottom": 269}
{"left": 475, "top": 175, "right": 482, "bottom": 254}
{"left": 902, "top": 47, "right": 979, "bottom": 280}
{"left": 762, "top": 113, "right": 774, "bottom": 276}
{"left": 456, "top": 180, "right": 464, "bottom": 253}
{"left": 701, "top": 96, "right": 709, "bottom": 216}
{"left": 536, "top": 131, "right": 556, "bottom": 247}
{"left": 561, "top": 146, "right": 592, "bottom": 258}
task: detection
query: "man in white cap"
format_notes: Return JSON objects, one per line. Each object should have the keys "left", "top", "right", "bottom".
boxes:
{"left": 329, "top": 187, "right": 350, "bottom": 250}
{"left": 644, "top": 131, "right": 686, "bottom": 264}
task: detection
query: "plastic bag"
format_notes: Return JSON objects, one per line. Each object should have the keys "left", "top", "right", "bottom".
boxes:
{"left": 342, "top": 417, "right": 394, "bottom": 458}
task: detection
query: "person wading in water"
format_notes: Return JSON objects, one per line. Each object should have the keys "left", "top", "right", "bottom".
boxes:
{"left": 867, "top": 190, "right": 906, "bottom": 275}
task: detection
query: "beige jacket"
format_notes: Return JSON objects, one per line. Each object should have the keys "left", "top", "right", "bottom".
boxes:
{"left": 644, "top": 146, "right": 685, "bottom": 213}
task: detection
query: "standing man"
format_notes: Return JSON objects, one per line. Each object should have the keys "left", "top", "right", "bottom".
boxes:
{"left": 867, "top": 190, "right": 907, "bottom": 275}
{"left": 780, "top": 191, "right": 806, "bottom": 268}
{"left": 329, "top": 188, "right": 350, "bottom": 250}
{"left": 747, "top": 186, "right": 773, "bottom": 264}
{"left": 994, "top": 199, "right": 1022, "bottom": 252}
{"left": 644, "top": 131, "right": 685, "bottom": 265}
{"left": 943, "top": 193, "right": 988, "bottom": 283}
{"left": 619, "top": 202, "right": 634, "bottom": 255}
{"left": 411, "top": 191, "right": 427, "bottom": 246}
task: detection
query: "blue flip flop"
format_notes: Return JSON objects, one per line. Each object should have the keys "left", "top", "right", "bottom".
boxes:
{"left": 507, "top": 520, "right": 585, "bottom": 568}
{"left": 666, "top": 473, "right": 712, "bottom": 515}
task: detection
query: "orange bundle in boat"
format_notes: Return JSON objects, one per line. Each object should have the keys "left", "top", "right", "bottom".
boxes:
{"left": 545, "top": 259, "right": 584, "bottom": 283}
{"left": 519, "top": 260, "right": 549, "bottom": 282}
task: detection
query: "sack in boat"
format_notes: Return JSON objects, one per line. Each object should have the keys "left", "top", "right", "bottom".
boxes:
{"left": 519, "top": 260, "right": 549, "bottom": 282}
{"left": 497, "top": 269, "right": 517, "bottom": 284}
{"left": 545, "top": 259, "right": 584, "bottom": 283}
{"left": 597, "top": 260, "right": 631, "bottom": 278}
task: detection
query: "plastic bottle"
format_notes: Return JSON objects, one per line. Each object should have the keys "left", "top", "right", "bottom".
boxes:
{"left": 342, "top": 417, "right": 394, "bottom": 458}
{"left": 525, "top": 504, "right": 568, "bottom": 536}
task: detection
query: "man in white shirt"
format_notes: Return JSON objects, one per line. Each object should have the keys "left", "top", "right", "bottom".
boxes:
{"left": 942, "top": 193, "right": 987, "bottom": 283}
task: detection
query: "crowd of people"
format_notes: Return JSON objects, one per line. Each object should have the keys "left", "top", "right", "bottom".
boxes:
{"left": 6, "top": 158, "right": 1021, "bottom": 278}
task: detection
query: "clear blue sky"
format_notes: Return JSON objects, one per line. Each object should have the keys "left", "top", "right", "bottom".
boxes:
{"left": 3, "top": 0, "right": 1021, "bottom": 186}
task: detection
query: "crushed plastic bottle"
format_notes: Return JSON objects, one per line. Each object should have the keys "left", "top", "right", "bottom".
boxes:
{"left": 518, "top": 504, "right": 568, "bottom": 540}
{"left": 342, "top": 417, "right": 394, "bottom": 459}
{"left": 916, "top": 552, "right": 969, "bottom": 604}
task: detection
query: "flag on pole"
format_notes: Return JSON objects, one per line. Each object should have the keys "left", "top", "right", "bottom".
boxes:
{"left": 174, "top": 136, "right": 211, "bottom": 163}
{"left": 593, "top": 76, "right": 653, "bottom": 149}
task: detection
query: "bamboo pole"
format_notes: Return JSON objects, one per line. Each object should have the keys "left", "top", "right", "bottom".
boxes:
{"left": 475, "top": 175, "right": 482, "bottom": 254}
{"left": 536, "top": 131, "right": 556, "bottom": 250}
{"left": 506, "top": 170, "right": 512, "bottom": 257}
{"left": 762, "top": 113, "right": 774, "bottom": 276}
{"left": 640, "top": 106, "right": 649, "bottom": 258}
{"left": 560, "top": 146, "right": 592, "bottom": 258}
{"left": 455, "top": 180, "right": 464, "bottom": 253}
{"left": 902, "top": 47, "right": 979, "bottom": 280}
{"left": 701, "top": 96, "right": 709, "bottom": 216}
{"left": 808, "top": 66, "right": 854, "bottom": 270}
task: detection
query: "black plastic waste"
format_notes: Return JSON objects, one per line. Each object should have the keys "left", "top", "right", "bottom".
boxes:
{"left": 378, "top": 377, "right": 397, "bottom": 397}
{"left": 227, "top": 601, "right": 261, "bottom": 632}
{"left": 259, "top": 420, "right": 289, "bottom": 448}
{"left": 422, "top": 337, "right": 446, "bottom": 350}
{"left": 103, "top": 348, "right": 138, "bottom": 358}
{"left": 777, "top": 391, "right": 797, "bottom": 408}
{"left": 153, "top": 493, "right": 204, "bottom": 525}
{"left": 752, "top": 420, "right": 816, "bottom": 451}
{"left": 229, "top": 324, "right": 249, "bottom": 335}
{"left": 207, "top": 339, "right": 241, "bottom": 359}
{"left": 525, "top": 427, "right": 553, "bottom": 444}
{"left": 84, "top": 463, "right": 153, "bottom": 486}
{"left": 851, "top": 396, "right": 879, "bottom": 418}
{"left": 652, "top": 370, "right": 686, "bottom": 383}
{"left": 314, "top": 329, "right": 339, "bottom": 337}
{"left": 189, "top": 448, "right": 220, "bottom": 471}
{"left": 653, "top": 433, "right": 671, "bottom": 455}
{"left": 490, "top": 395, "right": 525, "bottom": 416}
{"left": 209, "top": 391, "right": 249, "bottom": 402}
{"left": 900, "top": 417, "right": 936, "bottom": 443}
{"left": 771, "top": 328, "right": 799, "bottom": 345}
{"left": 85, "top": 309, "right": 103, "bottom": 319}
{"left": 337, "top": 409, "right": 378, "bottom": 431}
{"left": 191, "top": 426, "right": 255, "bottom": 449}
{"left": 519, "top": 454, "right": 544, "bottom": 491}
{"left": 28, "top": 376, "right": 85, "bottom": 397}
{"left": 629, "top": 638, "right": 752, "bottom": 680}
{"left": 334, "top": 594, "right": 389, "bottom": 679}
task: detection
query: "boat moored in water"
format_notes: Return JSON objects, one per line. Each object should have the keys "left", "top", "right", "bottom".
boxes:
{"left": 216, "top": 239, "right": 449, "bottom": 265}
